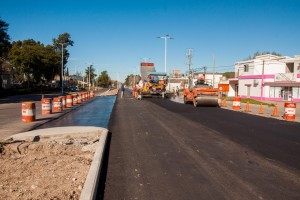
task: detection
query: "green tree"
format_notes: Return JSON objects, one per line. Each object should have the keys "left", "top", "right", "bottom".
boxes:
{"left": 97, "top": 70, "right": 111, "bottom": 88}
{"left": 0, "top": 18, "right": 11, "bottom": 89}
{"left": 52, "top": 33, "right": 74, "bottom": 87}
{"left": 245, "top": 51, "right": 282, "bottom": 60}
{"left": 125, "top": 74, "right": 141, "bottom": 87}
{"left": 9, "top": 40, "right": 38, "bottom": 88}
{"left": 223, "top": 72, "right": 235, "bottom": 79}
{"left": 41, "top": 45, "right": 61, "bottom": 83}
{"left": 85, "top": 65, "right": 96, "bottom": 86}
{"left": 9, "top": 39, "right": 60, "bottom": 87}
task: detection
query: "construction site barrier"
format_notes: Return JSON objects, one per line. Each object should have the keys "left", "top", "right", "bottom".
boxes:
{"left": 245, "top": 101, "right": 250, "bottom": 112}
{"left": 22, "top": 102, "right": 36, "bottom": 122}
{"left": 77, "top": 93, "right": 82, "bottom": 104}
{"left": 41, "top": 98, "right": 52, "bottom": 115}
{"left": 72, "top": 94, "right": 78, "bottom": 105}
{"left": 232, "top": 97, "right": 241, "bottom": 110}
{"left": 218, "top": 94, "right": 222, "bottom": 106}
{"left": 59, "top": 96, "right": 66, "bottom": 110}
{"left": 272, "top": 104, "right": 278, "bottom": 117}
{"left": 66, "top": 95, "right": 73, "bottom": 107}
{"left": 90, "top": 91, "right": 94, "bottom": 98}
{"left": 53, "top": 97, "right": 62, "bottom": 113}
{"left": 284, "top": 102, "right": 296, "bottom": 121}
{"left": 82, "top": 92, "right": 86, "bottom": 102}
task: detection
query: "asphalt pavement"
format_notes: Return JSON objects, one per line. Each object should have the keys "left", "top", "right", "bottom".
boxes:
{"left": 102, "top": 91, "right": 300, "bottom": 200}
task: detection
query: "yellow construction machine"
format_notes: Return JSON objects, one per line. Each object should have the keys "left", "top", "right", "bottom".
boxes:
{"left": 141, "top": 72, "right": 169, "bottom": 98}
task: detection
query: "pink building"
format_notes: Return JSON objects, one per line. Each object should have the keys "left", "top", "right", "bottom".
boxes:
{"left": 233, "top": 54, "right": 300, "bottom": 102}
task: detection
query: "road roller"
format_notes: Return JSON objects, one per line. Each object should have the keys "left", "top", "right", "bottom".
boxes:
{"left": 183, "top": 74, "right": 220, "bottom": 107}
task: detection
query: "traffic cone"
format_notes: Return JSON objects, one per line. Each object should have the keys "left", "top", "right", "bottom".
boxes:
{"left": 272, "top": 104, "right": 279, "bottom": 117}
{"left": 245, "top": 101, "right": 250, "bottom": 112}
{"left": 259, "top": 103, "right": 264, "bottom": 114}
{"left": 223, "top": 98, "right": 227, "bottom": 107}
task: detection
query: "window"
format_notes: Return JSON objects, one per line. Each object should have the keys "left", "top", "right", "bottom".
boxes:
{"left": 269, "top": 86, "right": 283, "bottom": 98}
{"left": 244, "top": 64, "right": 249, "bottom": 72}
{"left": 292, "top": 87, "right": 300, "bottom": 98}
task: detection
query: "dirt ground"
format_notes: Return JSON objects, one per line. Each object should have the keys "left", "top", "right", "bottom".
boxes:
{"left": 0, "top": 135, "right": 100, "bottom": 200}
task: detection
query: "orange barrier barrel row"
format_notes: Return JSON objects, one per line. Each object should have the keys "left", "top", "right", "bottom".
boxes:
{"left": 66, "top": 95, "right": 73, "bottom": 107}
{"left": 232, "top": 97, "right": 241, "bottom": 110}
{"left": 284, "top": 102, "right": 296, "bottom": 121}
{"left": 53, "top": 97, "right": 62, "bottom": 113}
{"left": 22, "top": 102, "right": 36, "bottom": 122}
{"left": 41, "top": 98, "right": 52, "bottom": 115}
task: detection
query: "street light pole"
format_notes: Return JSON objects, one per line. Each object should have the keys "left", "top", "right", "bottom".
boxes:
{"left": 89, "top": 65, "right": 91, "bottom": 91}
{"left": 157, "top": 34, "right": 174, "bottom": 73}
{"left": 57, "top": 42, "right": 65, "bottom": 94}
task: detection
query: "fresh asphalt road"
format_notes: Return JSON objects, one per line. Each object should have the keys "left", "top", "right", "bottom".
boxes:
{"left": 101, "top": 92, "right": 300, "bottom": 200}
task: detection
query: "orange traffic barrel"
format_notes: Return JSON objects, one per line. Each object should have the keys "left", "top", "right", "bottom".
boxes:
{"left": 82, "top": 92, "right": 86, "bottom": 102}
{"left": 66, "top": 95, "right": 73, "bottom": 107}
{"left": 90, "top": 91, "right": 94, "bottom": 98}
{"left": 41, "top": 98, "right": 52, "bottom": 115}
{"left": 232, "top": 97, "right": 241, "bottom": 110}
{"left": 218, "top": 93, "right": 222, "bottom": 106}
{"left": 22, "top": 102, "right": 36, "bottom": 122}
{"left": 72, "top": 94, "right": 78, "bottom": 105}
{"left": 77, "top": 93, "right": 82, "bottom": 103}
{"left": 59, "top": 96, "right": 66, "bottom": 110}
{"left": 284, "top": 102, "right": 296, "bottom": 121}
{"left": 53, "top": 97, "right": 62, "bottom": 113}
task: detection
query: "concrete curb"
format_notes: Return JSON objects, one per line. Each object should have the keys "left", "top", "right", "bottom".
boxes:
{"left": 80, "top": 130, "right": 108, "bottom": 200}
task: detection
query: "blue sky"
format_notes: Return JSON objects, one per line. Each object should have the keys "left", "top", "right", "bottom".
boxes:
{"left": 1, "top": 0, "right": 299, "bottom": 81}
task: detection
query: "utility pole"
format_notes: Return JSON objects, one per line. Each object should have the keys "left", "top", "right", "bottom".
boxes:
{"left": 57, "top": 42, "right": 65, "bottom": 94}
{"left": 261, "top": 60, "right": 265, "bottom": 101}
{"left": 213, "top": 54, "right": 215, "bottom": 88}
{"left": 186, "top": 49, "right": 193, "bottom": 89}
{"left": 89, "top": 65, "right": 91, "bottom": 91}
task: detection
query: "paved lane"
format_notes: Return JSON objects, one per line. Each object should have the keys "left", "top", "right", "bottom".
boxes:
{"left": 36, "top": 96, "right": 116, "bottom": 129}
{"left": 101, "top": 92, "right": 300, "bottom": 200}
{"left": 153, "top": 98, "right": 300, "bottom": 170}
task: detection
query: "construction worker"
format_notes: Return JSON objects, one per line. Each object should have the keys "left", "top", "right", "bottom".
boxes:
{"left": 121, "top": 84, "right": 125, "bottom": 98}
{"left": 195, "top": 74, "right": 206, "bottom": 86}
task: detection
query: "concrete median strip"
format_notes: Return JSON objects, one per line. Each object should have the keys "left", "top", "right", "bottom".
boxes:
{"left": 4, "top": 126, "right": 108, "bottom": 199}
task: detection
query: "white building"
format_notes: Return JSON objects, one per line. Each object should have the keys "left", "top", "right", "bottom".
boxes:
{"left": 234, "top": 54, "right": 300, "bottom": 102}
{"left": 192, "top": 72, "right": 223, "bottom": 89}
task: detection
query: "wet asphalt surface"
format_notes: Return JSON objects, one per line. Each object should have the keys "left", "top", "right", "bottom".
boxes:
{"left": 35, "top": 95, "right": 116, "bottom": 129}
